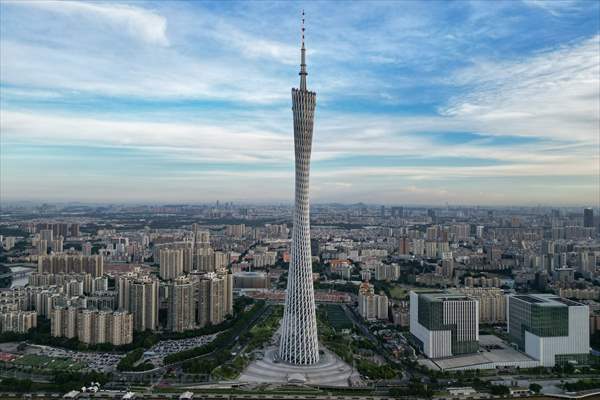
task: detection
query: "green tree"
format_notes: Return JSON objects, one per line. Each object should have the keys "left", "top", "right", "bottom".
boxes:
{"left": 529, "top": 383, "right": 542, "bottom": 394}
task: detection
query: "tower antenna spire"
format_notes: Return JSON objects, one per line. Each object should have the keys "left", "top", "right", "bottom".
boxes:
{"left": 300, "top": 9, "right": 307, "bottom": 90}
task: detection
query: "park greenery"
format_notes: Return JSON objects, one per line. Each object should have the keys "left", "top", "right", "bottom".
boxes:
{"left": 183, "top": 303, "right": 282, "bottom": 379}
{"left": 529, "top": 383, "right": 542, "bottom": 393}
{"left": 164, "top": 299, "right": 266, "bottom": 365}
{"left": 117, "top": 347, "right": 154, "bottom": 372}
{"left": 0, "top": 371, "right": 109, "bottom": 393}
{"left": 562, "top": 379, "right": 600, "bottom": 392}
{"left": 0, "top": 297, "right": 256, "bottom": 354}
{"left": 317, "top": 304, "right": 399, "bottom": 381}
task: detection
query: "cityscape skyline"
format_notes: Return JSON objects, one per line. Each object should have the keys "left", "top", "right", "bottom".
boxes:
{"left": 1, "top": 1, "right": 599, "bottom": 206}
{"left": 1, "top": 2, "right": 600, "bottom": 398}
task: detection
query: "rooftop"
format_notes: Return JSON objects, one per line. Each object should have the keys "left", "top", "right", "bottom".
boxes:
{"left": 512, "top": 293, "right": 585, "bottom": 307}
{"left": 430, "top": 335, "right": 538, "bottom": 371}
{"left": 419, "top": 291, "right": 474, "bottom": 303}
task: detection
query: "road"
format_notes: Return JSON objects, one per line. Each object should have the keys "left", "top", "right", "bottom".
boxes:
{"left": 166, "top": 302, "right": 270, "bottom": 369}
{"left": 341, "top": 304, "right": 410, "bottom": 379}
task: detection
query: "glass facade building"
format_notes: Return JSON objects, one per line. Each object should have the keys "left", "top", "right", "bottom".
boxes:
{"left": 507, "top": 294, "right": 589, "bottom": 367}
{"left": 410, "top": 291, "right": 479, "bottom": 358}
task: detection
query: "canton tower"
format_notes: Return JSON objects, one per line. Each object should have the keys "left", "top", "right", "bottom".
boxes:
{"left": 279, "top": 11, "right": 319, "bottom": 365}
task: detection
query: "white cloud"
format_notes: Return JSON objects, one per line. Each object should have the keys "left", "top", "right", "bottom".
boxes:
{"left": 522, "top": 0, "right": 584, "bottom": 16}
{"left": 0, "top": 39, "right": 289, "bottom": 103}
{"left": 441, "top": 35, "right": 600, "bottom": 143}
{"left": 14, "top": 1, "right": 169, "bottom": 46}
{"left": 1, "top": 2, "right": 597, "bottom": 205}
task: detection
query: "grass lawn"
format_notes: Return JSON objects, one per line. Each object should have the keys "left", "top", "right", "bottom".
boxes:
{"left": 13, "top": 354, "right": 82, "bottom": 371}
{"left": 323, "top": 304, "right": 353, "bottom": 330}
{"left": 389, "top": 285, "right": 409, "bottom": 299}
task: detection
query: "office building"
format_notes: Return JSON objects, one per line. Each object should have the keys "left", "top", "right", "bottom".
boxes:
{"left": 409, "top": 291, "right": 479, "bottom": 358}
{"left": 507, "top": 294, "right": 589, "bottom": 367}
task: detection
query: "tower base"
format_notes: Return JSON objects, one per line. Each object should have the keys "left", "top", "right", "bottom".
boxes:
{"left": 239, "top": 346, "right": 359, "bottom": 387}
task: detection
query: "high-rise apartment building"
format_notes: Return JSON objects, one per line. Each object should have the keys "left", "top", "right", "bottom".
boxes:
{"left": 50, "top": 306, "right": 78, "bottom": 339}
{"left": 109, "top": 310, "right": 134, "bottom": 345}
{"left": 409, "top": 291, "right": 479, "bottom": 358}
{"left": 159, "top": 248, "right": 184, "bottom": 280}
{"left": 70, "top": 223, "right": 80, "bottom": 237}
{"left": 37, "top": 239, "right": 48, "bottom": 256}
{"left": 82, "top": 242, "right": 92, "bottom": 256}
{"left": 583, "top": 208, "right": 594, "bottom": 228}
{"left": 225, "top": 224, "right": 246, "bottom": 238}
{"left": 358, "top": 282, "right": 389, "bottom": 320}
{"left": 50, "top": 237, "right": 64, "bottom": 253}
{"left": 195, "top": 247, "right": 215, "bottom": 272}
{"left": 52, "top": 307, "right": 132, "bottom": 345}
{"left": 168, "top": 276, "right": 196, "bottom": 332}
{"left": 0, "top": 310, "right": 37, "bottom": 333}
{"left": 117, "top": 274, "right": 159, "bottom": 332}
{"left": 193, "top": 226, "right": 210, "bottom": 249}
{"left": 53, "top": 223, "right": 69, "bottom": 239}
{"left": 38, "top": 254, "right": 104, "bottom": 277}
{"left": 279, "top": 13, "right": 320, "bottom": 366}
{"left": 457, "top": 287, "right": 506, "bottom": 323}
{"left": 398, "top": 237, "right": 409, "bottom": 255}
{"left": 214, "top": 251, "right": 228, "bottom": 270}
{"left": 194, "top": 271, "right": 233, "bottom": 328}
{"left": 40, "top": 229, "right": 53, "bottom": 243}
{"left": 507, "top": 294, "right": 589, "bottom": 367}
{"left": 375, "top": 263, "right": 401, "bottom": 281}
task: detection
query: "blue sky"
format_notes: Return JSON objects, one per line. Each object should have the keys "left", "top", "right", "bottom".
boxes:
{"left": 0, "top": 0, "right": 598, "bottom": 205}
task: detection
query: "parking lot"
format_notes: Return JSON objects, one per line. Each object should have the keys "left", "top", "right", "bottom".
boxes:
{"left": 143, "top": 334, "right": 217, "bottom": 365}
{"left": 28, "top": 345, "right": 124, "bottom": 373}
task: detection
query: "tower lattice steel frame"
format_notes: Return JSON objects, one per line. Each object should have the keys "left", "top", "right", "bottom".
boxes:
{"left": 279, "top": 12, "right": 319, "bottom": 365}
